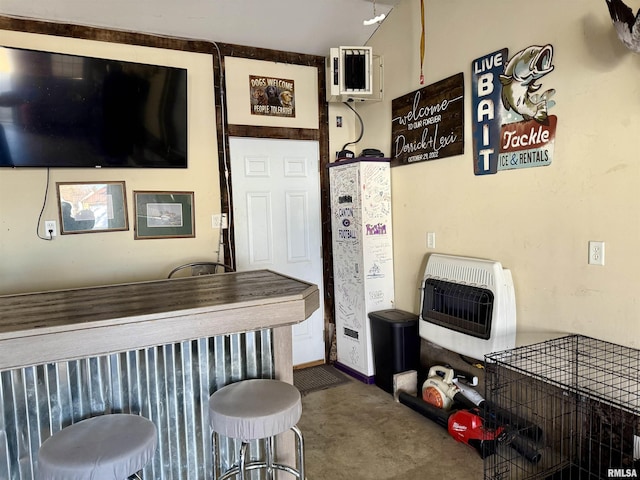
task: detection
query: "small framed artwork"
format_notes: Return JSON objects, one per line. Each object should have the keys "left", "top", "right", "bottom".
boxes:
{"left": 56, "top": 181, "right": 129, "bottom": 235}
{"left": 133, "top": 191, "right": 195, "bottom": 239}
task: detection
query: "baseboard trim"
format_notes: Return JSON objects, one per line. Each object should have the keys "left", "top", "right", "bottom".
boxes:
{"left": 293, "top": 359, "right": 325, "bottom": 370}
{"left": 334, "top": 362, "right": 375, "bottom": 384}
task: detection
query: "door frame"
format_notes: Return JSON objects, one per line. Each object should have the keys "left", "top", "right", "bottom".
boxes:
{"left": 212, "top": 46, "right": 334, "bottom": 363}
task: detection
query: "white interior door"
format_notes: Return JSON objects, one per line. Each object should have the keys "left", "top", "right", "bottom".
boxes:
{"left": 229, "top": 137, "right": 325, "bottom": 366}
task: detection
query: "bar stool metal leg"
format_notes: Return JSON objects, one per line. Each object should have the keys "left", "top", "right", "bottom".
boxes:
{"left": 212, "top": 432, "right": 222, "bottom": 479}
{"left": 238, "top": 442, "right": 248, "bottom": 480}
{"left": 292, "top": 425, "right": 305, "bottom": 480}
{"left": 214, "top": 430, "right": 304, "bottom": 480}
{"left": 265, "top": 436, "right": 274, "bottom": 480}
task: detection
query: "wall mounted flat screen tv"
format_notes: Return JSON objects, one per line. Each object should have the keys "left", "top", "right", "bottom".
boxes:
{"left": 0, "top": 46, "right": 187, "bottom": 168}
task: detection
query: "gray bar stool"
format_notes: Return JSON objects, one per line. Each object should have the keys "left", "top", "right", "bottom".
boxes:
{"left": 37, "top": 413, "right": 157, "bottom": 480}
{"left": 209, "top": 379, "right": 305, "bottom": 479}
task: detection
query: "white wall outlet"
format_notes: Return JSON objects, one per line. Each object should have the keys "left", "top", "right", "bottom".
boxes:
{"left": 44, "top": 220, "right": 57, "bottom": 238}
{"left": 588, "top": 241, "right": 605, "bottom": 266}
{"left": 220, "top": 213, "right": 228, "bottom": 229}
{"left": 427, "top": 232, "right": 436, "bottom": 249}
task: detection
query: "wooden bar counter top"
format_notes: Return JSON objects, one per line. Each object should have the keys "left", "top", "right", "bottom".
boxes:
{"left": 0, "top": 269, "right": 320, "bottom": 381}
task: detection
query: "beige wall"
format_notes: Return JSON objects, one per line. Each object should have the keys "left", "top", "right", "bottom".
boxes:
{"left": 328, "top": 103, "right": 361, "bottom": 160}
{"left": 357, "top": 0, "right": 640, "bottom": 348}
{"left": 0, "top": 31, "right": 221, "bottom": 294}
{"left": 3, "top": 2, "right": 638, "bottom": 350}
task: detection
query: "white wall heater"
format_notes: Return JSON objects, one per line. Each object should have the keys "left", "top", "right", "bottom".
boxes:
{"left": 418, "top": 254, "right": 516, "bottom": 360}
{"left": 326, "top": 46, "right": 383, "bottom": 103}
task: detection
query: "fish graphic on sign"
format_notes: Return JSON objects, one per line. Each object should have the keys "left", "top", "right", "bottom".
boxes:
{"left": 471, "top": 43, "right": 558, "bottom": 175}
{"left": 500, "top": 45, "right": 556, "bottom": 123}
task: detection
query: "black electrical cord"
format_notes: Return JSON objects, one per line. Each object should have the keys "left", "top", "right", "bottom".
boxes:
{"left": 36, "top": 168, "right": 53, "bottom": 241}
{"left": 458, "top": 353, "right": 485, "bottom": 370}
{"left": 341, "top": 101, "right": 364, "bottom": 152}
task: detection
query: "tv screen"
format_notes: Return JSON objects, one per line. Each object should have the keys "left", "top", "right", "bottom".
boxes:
{"left": 0, "top": 46, "right": 187, "bottom": 168}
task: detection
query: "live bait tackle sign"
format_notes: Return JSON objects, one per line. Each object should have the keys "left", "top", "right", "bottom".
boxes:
{"left": 471, "top": 44, "right": 557, "bottom": 175}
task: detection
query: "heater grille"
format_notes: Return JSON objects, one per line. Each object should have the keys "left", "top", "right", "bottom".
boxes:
{"left": 423, "top": 258, "right": 496, "bottom": 288}
{"left": 421, "top": 278, "right": 494, "bottom": 339}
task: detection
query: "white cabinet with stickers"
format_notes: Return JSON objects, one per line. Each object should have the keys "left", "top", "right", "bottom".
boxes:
{"left": 329, "top": 158, "right": 395, "bottom": 381}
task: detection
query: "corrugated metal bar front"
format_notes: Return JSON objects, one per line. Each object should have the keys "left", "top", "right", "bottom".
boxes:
{"left": 0, "top": 329, "right": 274, "bottom": 480}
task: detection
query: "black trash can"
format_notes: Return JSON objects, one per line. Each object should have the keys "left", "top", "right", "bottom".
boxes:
{"left": 368, "top": 309, "right": 420, "bottom": 394}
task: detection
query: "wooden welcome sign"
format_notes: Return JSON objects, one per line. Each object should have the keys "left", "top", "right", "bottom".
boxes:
{"left": 390, "top": 72, "right": 464, "bottom": 167}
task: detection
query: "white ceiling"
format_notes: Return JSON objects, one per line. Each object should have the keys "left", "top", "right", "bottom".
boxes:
{"left": 0, "top": 0, "right": 399, "bottom": 57}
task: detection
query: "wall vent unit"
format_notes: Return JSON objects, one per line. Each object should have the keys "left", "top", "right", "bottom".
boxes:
{"left": 326, "top": 46, "right": 383, "bottom": 103}
{"left": 418, "top": 254, "right": 516, "bottom": 361}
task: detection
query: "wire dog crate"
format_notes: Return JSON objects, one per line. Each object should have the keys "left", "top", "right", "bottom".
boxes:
{"left": 484, "top": 335, "right": 640, "bottom": 479}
